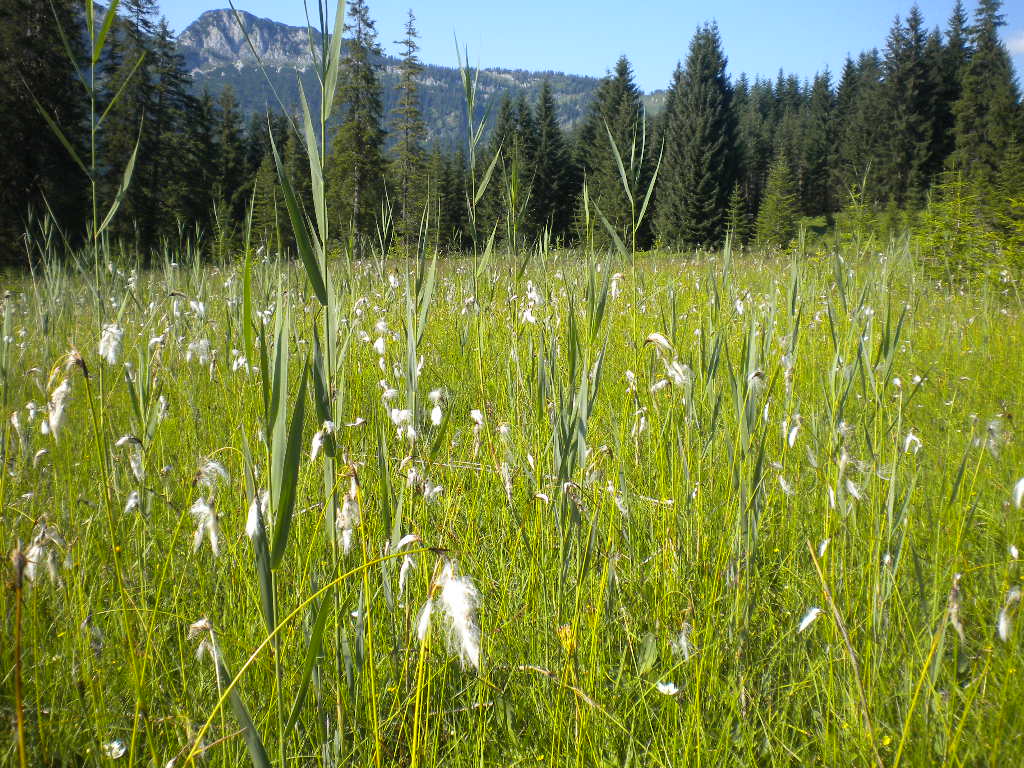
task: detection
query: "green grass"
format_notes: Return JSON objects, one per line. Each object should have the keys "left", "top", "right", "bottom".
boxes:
{"left": 2, "top": 243, "right": 1024, "bottom": 767}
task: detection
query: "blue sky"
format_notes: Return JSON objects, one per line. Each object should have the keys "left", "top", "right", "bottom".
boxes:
{"left": 163, "top": 0, "right": 1024, "bottom": 92}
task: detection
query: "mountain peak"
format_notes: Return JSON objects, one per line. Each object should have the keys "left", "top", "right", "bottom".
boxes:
{"left": 178, "top": 8, "right": 319, "bottom": 73}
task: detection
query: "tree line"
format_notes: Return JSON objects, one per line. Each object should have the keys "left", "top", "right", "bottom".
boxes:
{"left": 1, "top": 0, "right": 1021, "bottom": 266}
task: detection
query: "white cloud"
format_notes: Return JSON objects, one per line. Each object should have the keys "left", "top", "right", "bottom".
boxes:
{"left": 1007, "top": 30, "right": 1024, "bottom": 56}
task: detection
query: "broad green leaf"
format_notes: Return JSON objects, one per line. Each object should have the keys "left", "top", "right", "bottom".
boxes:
{"left": 270, "top": 365, "right": 308, "bottom": 568}
{"left": 269, "top": 127, "right": 329, "bottom": 305}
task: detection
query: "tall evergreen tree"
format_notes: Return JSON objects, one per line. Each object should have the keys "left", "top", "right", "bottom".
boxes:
{"left": 390, "top": 10, "right": 427, "bottom": 249}
{"left": 655, "top": 23, "right": 737, "bottom": 248}
{"left": 833, "top": 50, "right": 887, "bottom": 201}
{"left": 214, "top": 86, "right": 248, "bottom": 220}
{"left": 952, "top": 0, "right": 1020, "bottom": 184}
{"left": 531, "top": 80, "right": 575, "bottom": 242}
{"left": 577, "top": 56, "right": 653, "bottom": 247}
{"left": 327, "top": 0, "right": 386, "bottom": 254}
{"left": 879, "top": 7, "right": 938, "bottom": 207}
{"left": 0, "top": 0, "right": 86, "bottom": 260}
{"left": 756, "top": 154, "right": 798, "bottom": 247}
{"left": 934, "top": 2, "right": 972, "bottom": 166}
{"left": 801, "top": 71, "right": 834, "bottom": 216}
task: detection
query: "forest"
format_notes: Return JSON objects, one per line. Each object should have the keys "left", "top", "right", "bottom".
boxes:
{"left": 0, "top": 0, "right": 1021, "bottom": 271}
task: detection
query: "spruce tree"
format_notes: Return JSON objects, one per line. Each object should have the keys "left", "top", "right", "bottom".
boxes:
{"left": 952, "top": 0, "right": 1020, "bottom": 185}
{"left": 326, "top": 0, "right": 386, "bottom": 254}
{"left": 215, "top": 86, "right": 248, "bottom": 221}
{"left": 577, "top": 56, "right": 653, "bottom": 247}
{"left": 802, "top": 71, "right": 834, "bottom": 216}
{"left": 0, "top": 0, "right": 86, "bottom": 260}
{"left": 833, "top": 50, "right": 887, "bottom": 201}
{"left": 390, "top": 10, "right": 427, "bottom": 249}
{"left": 879, "top": 7, "right": 937, "bottom": 208}
{"left": 532, "top": 80, "right": 575, "bottom": 242}
{"left": 655, "top": 23, "right": 737, "bottom": 248}
{"left": 756, "top": 154, "right": 798, "bottom": 248}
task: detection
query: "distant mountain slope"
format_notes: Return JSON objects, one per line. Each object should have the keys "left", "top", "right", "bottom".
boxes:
{"left": 177, "top": 9, "right": 663, "bottom": 147}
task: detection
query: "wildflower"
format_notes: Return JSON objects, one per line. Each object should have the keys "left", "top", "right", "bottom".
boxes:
{"left": 190, "top": 498, "right": 219, "bottom": 556}
{"left": 186, "top": 339, "right": 211, "bottom": 365}
{"left": 609, "top": 272, "right": 624, "bottom": 299}
{"left": 102, "top": 740, "right": 127, "bottom": 759}
{"left": 998, "top": 585, "right": 1021, "bottom": 642}
{"left": 47, "top": 378, "right": 72, "bottom": 440}
{"left": 671, "top": 622, "right": 694, "bottom": 661}
{"left": 99, "top": 323, "right": 123, "bottom": 366}
{"left": 337, "top": 477, "right": 360, "bottom": 554}
{"left": 24, "top": 524, "right": 65, "bottom": 585}
{"left": 778, "top": 476, "right": 794, "bottom": 496}
{"left": 424, "top": 479, "right": 444, "bottom": 502}
{"left": 246, "top": 490, "right": 270, "bottom": 540}
{"left": 436, "top": 560, "right": 481, "bottom": 669}
{"left": 655, "top": 681, "right": 679, "bottom": 696}
{"left": 373, "top": 336, "right": 386, "bottom": 356}
{"left": 521, "top": 306, "right": 537, "bottom": 324}
{"left": 845, "top": 478, "right": 862, "bottom": 501}
{"left": 787, "top": 415, "right": 802, "bottom": 448}
{"left": 644, "top": 332, "right": 674, "bottom": 356}
{"left": 947, "top": 573, "right": 965, "bottom": 643}
{"left": 189, "top": 300, "right": 206, "bottom": 318}
{"left": 416, "top": 599, "right": 434, "bottom": 643}
{"left": 196, "top": 459, "right": 229, "bottom": 492}
{"left": 310, "top": 421, "right": 336, "bottom": 461}
{"left": 1013, "top": 477, "right": 1024, "bottom": 510}
{"left": 798, "top": 607, "right": 822, "bottom": 633}
{"left": 124, "top": 491, "right": 140, "bottom": 515}
{"left": 903, "top": 431, "right": 922, "bottom": 454}
{"left": 188, "top": 617, "right": 220, "bottom": 663}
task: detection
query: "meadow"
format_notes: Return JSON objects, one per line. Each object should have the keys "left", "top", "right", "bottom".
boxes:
{"left": 2, "top": 237, "right": 1024, "bottom": 767}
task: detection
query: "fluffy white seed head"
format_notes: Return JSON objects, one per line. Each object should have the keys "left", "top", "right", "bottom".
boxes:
{"left": 798, "top": 607, "right": 822, "bottom": 633}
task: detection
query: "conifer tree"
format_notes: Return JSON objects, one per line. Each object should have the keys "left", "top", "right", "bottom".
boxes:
{"left": 0, "top": 0, "right": 86, "bottom": 259}
{"left": 756, "top": 154, "right": 798, "bottom": 247}
{"left": 655, "top": 23, "right": 737, "bottom": 248}
{"left": 577, "top": 56, "right": 653, "bottom": 247}
{"left": 532, "top": 79, "right": 575, "bottom": 242}
{"left": 726, "top": 183, "right": 751, "bottom": 244}
{"left": 327, "top": 0, "right": 386, "bottom": 254}
{"left": 390, "top": 10, "right": 427, "bottom": 249}
{"left": 935, "top": 1, "right": 971, "bottom": 165}
{"left": 833, "top": 50, "right": 886, "bottom": 201}
{"left": 215, "top": 86, "right": 248, "bottom": 220}
{"left": 879, "top": 7, "right": 938, "bottom": 207}
{"left": 801, "top": 71, "right": 834, "bottom": 216}
{"left": 952, "top": 0, "right": 1020, "bottom": 185}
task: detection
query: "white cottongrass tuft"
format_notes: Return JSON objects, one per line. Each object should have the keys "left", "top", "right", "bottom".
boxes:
{"left": 246, "top": 490, "right": 270, "bottom": 541}
{"left": 48, "top": 378, "right": 72, "bottom": 440}
{"left": 997, "top": 585, "right": 1021, "bottom": 643}
{"left": 190, "top": 498, "right": 219, "bottom": 556}
{"left": 102, "top": 740, "right": 127, "bottom": 759}
{"left": 124, "top": 491, "right": 140, "bottom": 515}
{"left": 186, "top": 339, "right": 211, "bottom": 365}
{"left": 903, "top": 431, "right": 922, "bottom": 454}
{"left": 655, "top": 681, "right": 679, "bottom": 696}
{"left": 671, "top": 622, "right": 694, "bottom": 661}
{"left": 188, "top": 617, "right": 221, "bottom": 664}
{"left": 1013, "top": 477, "right": 1024, "bottom": 510}
{"left": 197, "top": 459, "right": 229, "bottom": 492}
{"left": 99, "top": 323, "right": 123, "bottom": 366}
{"left": 798, "top": 607, "right": 823, "bottom": 633}
{"left": 310, "top": 421, "right": 336, "bottom": 462}
{"left": 436, "top": 560, "right": 482, "bottom": 669}
{"left": 416, "top": 599, "right": 434, "bottom": 643}
{"left": 337, "top": 477, "right": 360, "bottom": 554}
